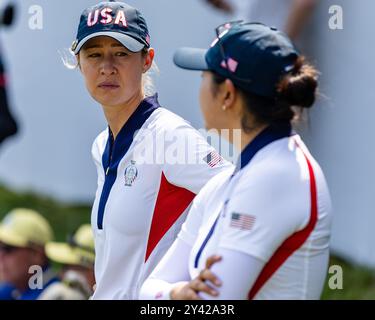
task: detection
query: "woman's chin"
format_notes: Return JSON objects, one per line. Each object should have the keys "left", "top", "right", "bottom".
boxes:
{"left": 94, "top": 96, "right": 121, "bottom": 108}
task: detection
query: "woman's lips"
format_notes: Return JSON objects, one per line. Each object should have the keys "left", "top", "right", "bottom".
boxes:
{"left": 98, "top": 82, "right": 120, "bottom": 89}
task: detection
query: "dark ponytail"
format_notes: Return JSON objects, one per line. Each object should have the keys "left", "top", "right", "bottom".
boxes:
{"left": 276, "top": 56, "right": 318, "bottom": 109}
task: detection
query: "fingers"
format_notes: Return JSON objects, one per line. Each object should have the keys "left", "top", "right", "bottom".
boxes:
{"left": 199, "top": 268, "right": 222, "bottom": 287}
{"left": 171, "top": 282, "right": 202, "bottom": 300}
{"left": 186, "top": 255, "right": 223, "bottom": 299}
{"left": 190, "top": 278, "right": 219, "bottom": 297}
{"left": 205, "top": 254, "right": 222, "bottom": 269}
{"left": 186, "top": 288, "right": 202, "bottom": 300}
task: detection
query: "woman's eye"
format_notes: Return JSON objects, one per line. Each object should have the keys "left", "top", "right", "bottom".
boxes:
{"left": 116, "top": 51, "right": 128, "bottom": 57}
{"left": 87, "top": 53, "right": 101, "bottom": 58}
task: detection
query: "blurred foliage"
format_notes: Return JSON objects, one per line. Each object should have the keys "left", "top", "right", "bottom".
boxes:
{"left": 322, "top": 256, "right": 375, "bottom": 300}
{"left": 0, "top": 183, "right": 374, "bottom": 299}
{"left": 0, "top": 183, "right": 91, "bottom": 241}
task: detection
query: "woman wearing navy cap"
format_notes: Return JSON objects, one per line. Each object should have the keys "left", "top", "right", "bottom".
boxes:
{"left": 140, "top": 22, "right": 332, "bottom": 300}
{"left": 70, "top": 1, "right": 233, "bottom": 299}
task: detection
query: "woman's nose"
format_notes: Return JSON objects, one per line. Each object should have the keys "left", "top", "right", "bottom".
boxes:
{"left": 100, "top": 56, "right": 117, "bottom": 76}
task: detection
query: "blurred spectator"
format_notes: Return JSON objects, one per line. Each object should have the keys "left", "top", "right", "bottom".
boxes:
{"left": 0, "top": 208, "right": 59, "bottom": 300}
{"left": 203, "top": 0, "right": 318, "bottom": 41}
{"left": 39, "top": 224, "right": 95, "bottom": 300}
{"left": 0, "top": 1, "right": 18, "bottom": 146}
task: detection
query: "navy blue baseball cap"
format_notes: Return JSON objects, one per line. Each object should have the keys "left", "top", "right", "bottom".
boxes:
{"left": 72, "top": 1, "right": 150, "bottom": 54}
{"left": 174, "top": 22, "right": 299, "bottom": 98}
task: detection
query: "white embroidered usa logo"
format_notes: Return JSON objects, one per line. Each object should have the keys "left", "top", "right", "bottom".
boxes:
{"left": 87, "top": 8, "right": 127, "bottom": 28}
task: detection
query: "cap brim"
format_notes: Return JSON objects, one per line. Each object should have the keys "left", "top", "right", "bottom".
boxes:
{"left": 46, "top": 243, "right": 80, "bottom": 265}
{"left": 74, "top": 31, "right": 145, "bottom": 54}
{"left": 0, "top": 226, "right": 28, "bottom": 247}
{"left": 173, "top": 47, "right": 209, "bottom": 71}
{"left": 46, "top": 242, "right": 95, "bottom": 267}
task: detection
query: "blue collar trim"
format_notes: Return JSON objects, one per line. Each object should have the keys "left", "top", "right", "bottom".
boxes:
{"left": 236, "top": 123, "right": 292, "bottom": 171}
{"left": 97, "top": 94, "right": 160, "bottom": 230}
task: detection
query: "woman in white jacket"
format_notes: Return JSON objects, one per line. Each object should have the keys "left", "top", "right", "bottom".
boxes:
{"left": 70, "top": 1, "right": 232, "bottom": 299}
{"left": 140, "top": 22, "right": 332, "bottom": 300}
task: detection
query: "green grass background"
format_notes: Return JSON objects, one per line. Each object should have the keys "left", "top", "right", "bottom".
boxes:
{"left": 0, "top": 183, "right": 374, "bottom": 299}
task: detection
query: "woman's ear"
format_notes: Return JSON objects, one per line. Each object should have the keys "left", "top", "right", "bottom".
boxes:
{"left": 222, "top": 79, "right": 237, "bottom": 110}
{"left": 76, "top": 54, "right": 81, "bottom": 70}
{"left": 143, "top": 48, "right": 154, "bottom": 73}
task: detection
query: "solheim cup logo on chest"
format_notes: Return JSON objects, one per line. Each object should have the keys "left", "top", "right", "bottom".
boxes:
{"left": 124, "top": 160, "right": 138, "bottom": 187}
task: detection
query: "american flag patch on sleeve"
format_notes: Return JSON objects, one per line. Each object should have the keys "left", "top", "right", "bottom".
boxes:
{"left": 203, "top": 150, "right": 222, "bottom": 168}
{"left": 230, "top": 212, "right": 256, "bottom": 231}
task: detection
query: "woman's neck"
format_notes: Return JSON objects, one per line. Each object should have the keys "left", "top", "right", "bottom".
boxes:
{"left": 102, "top": 91, "right": 145, "bottom": 140}
{"left": 235, "top": 124, "right": 269, "bottom": 153}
